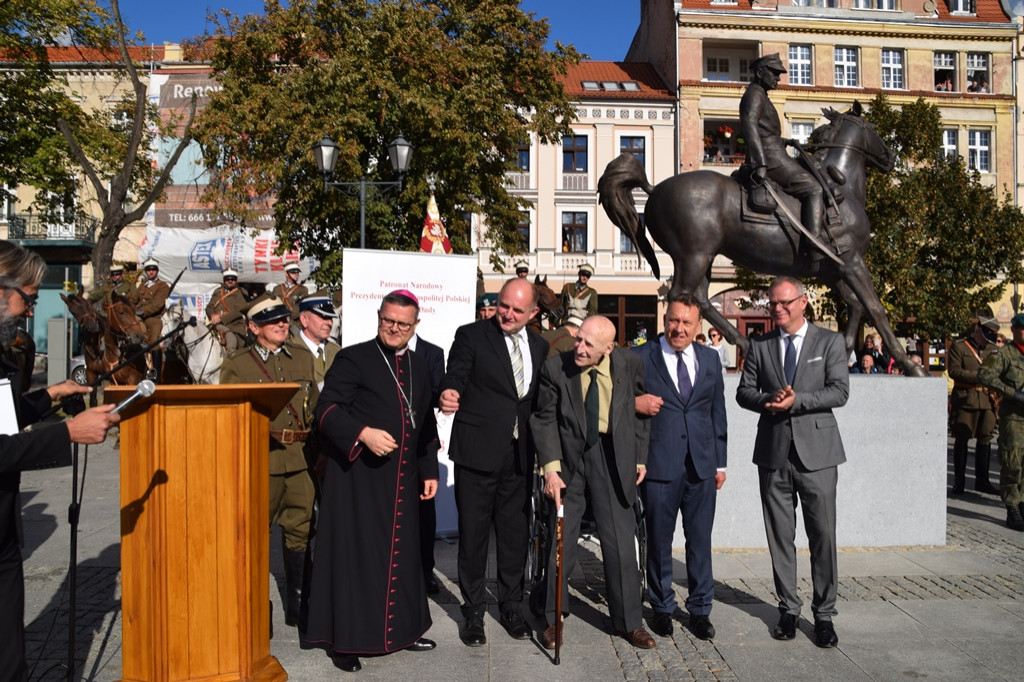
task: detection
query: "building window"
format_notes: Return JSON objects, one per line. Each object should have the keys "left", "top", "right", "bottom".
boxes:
{"left": 834, "top": 47, "right": 858, "bottom": 88}
{"left": 967, "top": 53, "right": 990, "bottom": 93}
{"left": 516, "top": 211, "right": 530, "bottom": 248}
{"left": 561, "top": 212, "right": 587, "bottom": 253}
{"left": 854, "top": 0, "right": 896, "bottom": 7}
{"left": 949, "top": 0, "right": 974, "bottom": 13}
{"left": 934, "top": 52, "right": 956, "bottom": 91}
{"left": 739, "top": 59, "right": 753, "bottom": 83}
{"left": 788, "top": 45, "right": 812, "bottom": 86}
{"left": 706, "top": 57, "right": 731, "bottom": 82}
{"left": 1, "top": 184, "right": 15, "bottom": 221}
{"left": 881, "top": 49, "right": 904, "bottom": 90}
{"left": 562, "top": 135, "right": 587, "bottom": 172}
{"left": 620, "top": 137, "right": 645, "bottom": 166}
{"left": 517, "top": 140, "right": 530, "bottom": 171}
{"left": 790, "top": 121, "right": 815, "bottom": 157}
{"left": 941, "top": 129, "right": 958, "bottom": 159}
{"left": 793, "top": 0, "right": 837, "bottom": 5}
{"left": 968, "top": 130, "right": 990, "bottom": 172}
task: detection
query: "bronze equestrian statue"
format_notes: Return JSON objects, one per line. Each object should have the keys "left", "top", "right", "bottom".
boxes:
{"left": 599, "top": 74, "right": 926, "bottom": 377}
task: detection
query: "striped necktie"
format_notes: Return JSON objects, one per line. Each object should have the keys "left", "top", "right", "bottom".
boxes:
{"left": 510, "top": 334, "right": 525, "bottom": 438}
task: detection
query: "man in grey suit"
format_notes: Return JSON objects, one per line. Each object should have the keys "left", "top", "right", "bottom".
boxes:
{"left": 736, "top": 276, "right": 849, "bottom": 648}
{"left": 530, "top": 315, "right": 655, "bottom": 650}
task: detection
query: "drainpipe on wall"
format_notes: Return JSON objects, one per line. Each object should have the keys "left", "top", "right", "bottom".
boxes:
{"left": 674, "top": 1, "right": 682, "bottom": 174}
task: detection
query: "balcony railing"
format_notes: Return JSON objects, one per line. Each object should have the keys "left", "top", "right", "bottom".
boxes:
{"left": 7, "top": 213, "right": 99, "bottom": 242}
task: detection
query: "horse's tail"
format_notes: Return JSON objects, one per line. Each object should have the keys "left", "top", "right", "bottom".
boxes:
{"left": 597, "top": 153, "right": 661, "bottom": 278}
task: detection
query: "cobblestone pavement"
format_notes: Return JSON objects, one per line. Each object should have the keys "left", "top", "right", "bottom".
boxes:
{"left": 17, "top": 436, "right": 1024, "bottom": 681}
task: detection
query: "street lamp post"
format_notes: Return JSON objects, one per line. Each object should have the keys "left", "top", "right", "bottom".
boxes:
{"left": 312, "top": 134, "right": 413, "bottom": 248}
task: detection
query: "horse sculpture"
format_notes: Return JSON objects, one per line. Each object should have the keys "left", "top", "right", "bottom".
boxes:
{"left": 599, "top": 101, "right": 926, "bottom": 377}
{"left": 528, "top": 275, "right": 566, "bottom": 335}
{"left": 162, "top": 301, "right": 224, "bottom": 384}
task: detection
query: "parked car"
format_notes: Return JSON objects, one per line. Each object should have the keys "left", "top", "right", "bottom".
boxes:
{"left": 71, "top": 355, "right": 88, "bottom": 385}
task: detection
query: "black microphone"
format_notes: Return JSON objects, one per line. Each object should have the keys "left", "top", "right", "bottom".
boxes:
{"left": 111, "top": 380, "right": 156, "bottom": 415}
{"left": 187, "top": 316, "right": 198, "bottom": 327}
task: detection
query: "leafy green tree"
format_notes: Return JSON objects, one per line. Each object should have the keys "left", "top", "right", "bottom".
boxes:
{"left": 1, "top": 0, "right": 196, "bottom": 276}
{"left": 861, "top": 93, "right": 1024, "bottom": 342}
{"left": 192, "top": 0, "right": 580, "bottom": 284}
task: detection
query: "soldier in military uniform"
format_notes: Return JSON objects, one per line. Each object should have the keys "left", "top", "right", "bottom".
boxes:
{"left": 220, "top": 296, "right": 317, "bottom": 626}
{"left": 476, "top": 292, "right": 498, "bottom": 320}
{"left": 207, "top": 269, "right": 250, "bottom": 352}
{"left": 948, "top": 312, "right": 1000, "bottom": 495}
{"left": 542, "top": 311, "right": 584, "bottom": 358}
{"left": 272, "top": 261, "right": 309, "bottom": 321}
{"left": 88, "top": 263, "right": 131, "bottom": 310}
{"left": 979, "top": 312, "right": 1024, "bottom": 531}
{"left": 129, "top": 258, "right": 170, "bottom": 380}
{"left": 560, "top": 263, "right": 597, "bottom": 324}
{"left": 514, "top": 260, "right": 530, "bottom": 278}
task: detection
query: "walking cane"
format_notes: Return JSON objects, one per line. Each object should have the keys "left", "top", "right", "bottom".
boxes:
{"left": 554, "top": 501, "right": 565, "bottom": 665}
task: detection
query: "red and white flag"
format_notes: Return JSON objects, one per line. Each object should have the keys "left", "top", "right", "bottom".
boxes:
{"left": 419, "top": 193, "right": 452, "bottom": 254}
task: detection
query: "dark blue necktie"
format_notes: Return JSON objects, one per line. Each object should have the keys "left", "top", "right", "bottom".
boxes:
{"left": 585, "top": 368, "right": 600, "bottom": 448}
{"left": 676, "top": 351, "right": 692, "bottom": 403}
{"left": 784, "top": 334, "right": 797, "bottom": 387}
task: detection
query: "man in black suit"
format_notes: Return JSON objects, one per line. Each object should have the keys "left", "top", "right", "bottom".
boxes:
{"left": 0, "top": 240, "right": 121, "bottom": 678}
{"left": 635, "top": 293, "right": 727, "bottom": 640}
{"left": 736, "top": 276, "right": 849, "bottom": 648}
{"left": 439, "top": 277, "right": 548, "bottom": 646}
{"left": 410, "top": 333, "right": 445, "bottom": 594}
{"left": 530, "top": 315, "right": 655, "bottom": 650}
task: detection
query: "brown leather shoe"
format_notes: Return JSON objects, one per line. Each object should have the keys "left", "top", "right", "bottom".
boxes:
{"left": 617, "top": 627, "right": 656, "bottom": 649}
{"left": 540, "top": 624, "right": 561, "bottom": 650}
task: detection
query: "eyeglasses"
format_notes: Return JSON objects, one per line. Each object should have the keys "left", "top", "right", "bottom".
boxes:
{"left": 379, "top": 315, "right": 414, "bottom": 332}
{"left": 12, "top": 286, "right": 38, "bottom": 311}
{"left": 767, "top": 295, "right": 804, "bottom": 310}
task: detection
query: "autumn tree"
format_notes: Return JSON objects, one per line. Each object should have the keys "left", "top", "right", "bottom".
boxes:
{"left": 193, "top": 0, "right": 580, "bottom": 284}
{"left": 1, "top": 0, "right": 196, "bottom": 276}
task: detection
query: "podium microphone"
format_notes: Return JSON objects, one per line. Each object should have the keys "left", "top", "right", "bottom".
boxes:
{"left": 111, "top": 380, "right": 157, "bottom": 415}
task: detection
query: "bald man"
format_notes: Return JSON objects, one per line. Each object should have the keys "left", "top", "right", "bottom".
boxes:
{"left": 530, "top": 315, "right": 655, "bottom": 650}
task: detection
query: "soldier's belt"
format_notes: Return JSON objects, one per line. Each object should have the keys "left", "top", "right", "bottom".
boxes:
{"left": 953, "top": 383, "right": 985, "bottom": 392}
{"left": 271, "top": 429, "right": 310, "bottom": 443}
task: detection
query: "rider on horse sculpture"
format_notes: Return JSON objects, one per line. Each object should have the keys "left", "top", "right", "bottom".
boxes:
{"left": 740, "top": 54, "right": 841, "bottom": 261}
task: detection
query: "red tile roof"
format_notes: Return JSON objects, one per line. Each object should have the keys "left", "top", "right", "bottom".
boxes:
{"left": 0, "top": 45, "right": 165, "bottom": 65}
{"left": 559, "top": 61, "right": 675, "bottom": 101}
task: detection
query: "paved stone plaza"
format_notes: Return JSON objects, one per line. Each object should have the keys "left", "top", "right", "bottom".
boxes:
{"left": 18, "top": 434, "right": 1024, "bottom": 681}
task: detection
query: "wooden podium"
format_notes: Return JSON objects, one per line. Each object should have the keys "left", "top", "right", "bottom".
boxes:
{"left": 108, "top": 384, "right": 299, "bottom": 682}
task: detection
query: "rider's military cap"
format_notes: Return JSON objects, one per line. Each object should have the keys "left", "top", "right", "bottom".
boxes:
{"left": 578, "top": 263, "right": 594, "bottom": 277}
{"left": 109, "top": 264, "right": 124, "bottom": 274}
{"left": 299, "top": 295, "right": 338, "bottom": 319}
{"left": 284, "top": 261, "right": 301, "bottom": 273}
{"left": 222, "top": 268, "right": 239, "bottom": 279}
{"left": 142, "top": 258, "right": 159, "bottom": 270}
{"left": 514, "top": 260, "right": 529, "bottom": 274}
{"left": 751, "top": 53, "right": 787, "bottom": 74}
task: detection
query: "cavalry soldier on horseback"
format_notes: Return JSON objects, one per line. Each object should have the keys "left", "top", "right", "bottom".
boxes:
{"left": 88, "top": 263, "right": 131, "bottom": 311}
{"left": 208, "top": 268, "right": 249, "bottom": 352}
{"left": 272, "top": 260, "right": 309, "bottom": 321}
{"left": 560, "top": 263, "right": 597, "bottom": 325}
{"left": 740, "top": 54, "right": 836, "bottom": 261}
{"left": 129, "top": 258, "right": 170, "bottom": 380}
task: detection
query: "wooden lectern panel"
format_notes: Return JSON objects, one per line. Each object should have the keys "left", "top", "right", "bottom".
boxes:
{"left": 110, "top": 384, "right": 296, "bottom": 682}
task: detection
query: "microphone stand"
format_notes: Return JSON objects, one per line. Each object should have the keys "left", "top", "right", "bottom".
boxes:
{"left": 62, "top": 315, "right": 194, "bottom": 680}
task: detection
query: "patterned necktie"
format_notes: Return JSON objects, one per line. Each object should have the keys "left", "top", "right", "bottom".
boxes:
{"left": 676, "top": 351, "right": 692, "bottom": 404}
{"left": 784, "top": 334, "right": 797, "bottom": 387}
{"left": 510, "top": 334, "right": 525, "bottom": 439}
{"left": 585, "top": 368, "right": 600, "bottom": 449}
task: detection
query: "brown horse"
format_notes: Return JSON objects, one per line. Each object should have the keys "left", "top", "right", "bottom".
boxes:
{"left": 61, "top": 291, "right": 105, "bottom": 385}
{"left": 102, "top": 296, "right": 148, "bottom": 385}
{"left": 528, "top": 275, "right": 566, "bottom": 335}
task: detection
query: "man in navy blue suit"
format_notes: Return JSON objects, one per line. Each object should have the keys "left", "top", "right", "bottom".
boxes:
{"left": 635, "top": 292, "right": 727, "bottom": 640}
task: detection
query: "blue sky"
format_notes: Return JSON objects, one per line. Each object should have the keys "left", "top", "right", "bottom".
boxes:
{"left": 118, "top": 1, "right": 639, "bottom": 62}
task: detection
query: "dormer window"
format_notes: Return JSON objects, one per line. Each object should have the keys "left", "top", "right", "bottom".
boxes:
{"left": 582, "top": 81, "right": 600, "bottom": 90}
{"left": 949, "top": 0, "right": 974, "bottom": 13}
{"left": 622, "top": 81, "right": 640, "bottom": 92}
{"left": 601, "top": 81, "right": 620, "bottom": 91}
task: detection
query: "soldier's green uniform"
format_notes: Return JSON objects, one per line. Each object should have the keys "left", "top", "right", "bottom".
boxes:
{"left": 88, "top": 278, "right": 132, "bottom": 307}
{"left": 978, "top": 317, "right": 1024, "bottom": 531}
{"left": 221, "top": 341, "right": 317, "bottom": 549}
{"left": 948, "top": 327, "right": 998, "bottom": 494}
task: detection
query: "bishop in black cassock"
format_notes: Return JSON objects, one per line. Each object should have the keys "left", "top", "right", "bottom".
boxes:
{"left": 304, "top": 290, "right": 439, "bottom": 672}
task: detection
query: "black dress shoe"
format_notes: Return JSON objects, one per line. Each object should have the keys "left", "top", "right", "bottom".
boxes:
{"left": 814, "top": 619, "right": 838, "bottom": 648}
{"left": 424, "top": 574, "right": 440, "bottom": 595}
{"left": 461, "top": 613, "right": 486, "bottom": 647}
{"left": 689, "top": 614, "right": 715, "bottom": 640}
{"left": 772, "top": 613, "right": 797, "bottom": 640}
{"left": 406, "top": 637, "right": 436, "bottom": 652}
{"left": 975, "top": 481, "right": 999, "bottom": 495}
{"left": 333, "top": 654, "right": 360, "bottom": 672}
{"left": 500, "top": 609, "right": 531, "bottom": 640}
{"left": 649, "top": 612, "right": 673, "bottom": 637}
